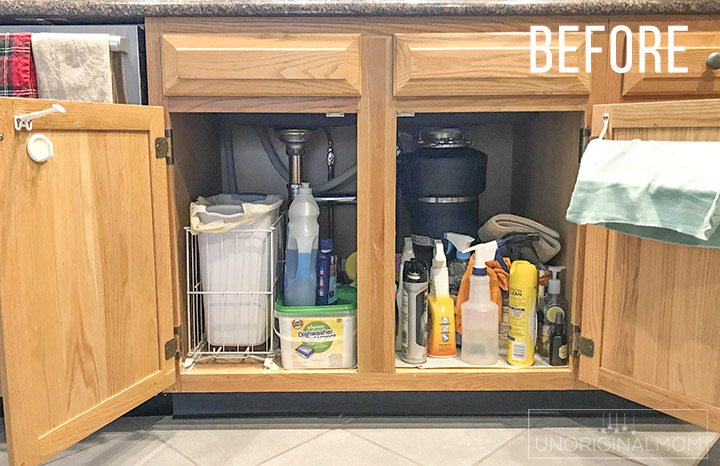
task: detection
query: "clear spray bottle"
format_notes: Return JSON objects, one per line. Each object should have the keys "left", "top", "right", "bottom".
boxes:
{"left": 460, "top": 242, "right": 500, "bottom": 365}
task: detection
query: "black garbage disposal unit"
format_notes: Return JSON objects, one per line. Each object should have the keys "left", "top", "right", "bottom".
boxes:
{"left": 401, "top": 127, "right": 488, "bottom": 255}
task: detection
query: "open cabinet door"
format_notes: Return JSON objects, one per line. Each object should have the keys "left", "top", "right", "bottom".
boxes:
{"left": 578, "top": 99, "right": 720, "bottom": 432}
{"left": 0, "top": 98, "right": 176, "bottom": 466}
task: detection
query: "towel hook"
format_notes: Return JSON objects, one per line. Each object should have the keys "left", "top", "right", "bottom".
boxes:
{"left": 598, "top": 113, "right": 610, "bottom": 141}
{"left": 14, "top": 104, "right": 66, "bottom": 132}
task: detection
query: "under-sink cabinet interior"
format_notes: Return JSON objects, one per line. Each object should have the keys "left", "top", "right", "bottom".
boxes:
{"left": 395, "top": 111, "right": 583, "bottom": 371}
{"left": 171, "top": 113, "right": 359, "bottom": 371}
{"left": 170, "top": 110, "right": 584, "bottom": 380}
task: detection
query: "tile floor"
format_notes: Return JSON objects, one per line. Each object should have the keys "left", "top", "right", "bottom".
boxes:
{"left": 0, "top": 416, "right": 716, "bottom": 465}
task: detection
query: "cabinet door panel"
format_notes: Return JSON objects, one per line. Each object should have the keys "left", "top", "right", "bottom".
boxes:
{"left": 162, "top": 33, "right": 362, "bottom": 96}
{"left": 580, "top": 99, "right": 720, "bottom": 432}
{"left": 623, "top": 32, "right": 720, "bottom": 96}
{"left": 0, "top": 98, "right": 175, "bottom": 466}
{"left": 394, "top": 32, "right": 591, "bottom": 96}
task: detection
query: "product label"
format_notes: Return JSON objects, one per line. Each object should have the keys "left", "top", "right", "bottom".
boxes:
{"left": 287, "top": 317, "right": 346, "bottom": 368}
{"left": 507, "top": 284, "right": 537, "bottom": 363}
{"left": 511, "top": 342, "right": 526, "bottom": 361}
{"left": 401, "top": 290, "right": 409, "bottom": 351}
{"left": 559, "top": 344, "right": 568, "bottom": 360}
{"left": 545, "top": 305, "right": 564, "bottom": 323}
{"left": 317, "top": 254, "right": 337, "bottom": 303}
{"left": 427, "top": 298, "right": 455, "bottom": 355}
{"left": 536, "top": 323, "right": 552, "bottom": 357}
{"left": 498, "top": 305, "right": 510, "bottom": 354}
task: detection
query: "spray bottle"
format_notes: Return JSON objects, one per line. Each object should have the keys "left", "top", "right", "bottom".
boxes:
{"left": 460, "top": 241, "right": 500, "bottom": 365}
{"left": 444, "top": 232, "right": 472, "bottom": 297}
{"left": 507, "top": 260, "right": 538, "bottom": 366}
{"left": 396, "top": 237, "right": 415, "bottom": 353}
{"left": 427, "top": 240, "right": 456, "bottom": 357}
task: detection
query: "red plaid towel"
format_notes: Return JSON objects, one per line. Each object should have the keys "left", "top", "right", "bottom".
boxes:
{"left": 0, "top": 33, "right": 38, "bottom": 98}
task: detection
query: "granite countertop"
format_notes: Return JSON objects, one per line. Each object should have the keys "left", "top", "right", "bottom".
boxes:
{"left": 2, "top": 0, "right": 720, "bottom": 21}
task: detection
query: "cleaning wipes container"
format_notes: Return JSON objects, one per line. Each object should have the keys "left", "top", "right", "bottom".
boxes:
{"left": 191, "top": 193, "right": 283, "bottom": 347}
{"left": 275, "top": 286, "right": 357, "bottom": 369}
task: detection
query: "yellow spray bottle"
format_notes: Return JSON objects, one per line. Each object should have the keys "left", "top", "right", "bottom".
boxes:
{"left": 428, "top": 240, "right": 457, "bottom": 357}
{"left": 507, "top": 260, "right": 537, "bottom": 366}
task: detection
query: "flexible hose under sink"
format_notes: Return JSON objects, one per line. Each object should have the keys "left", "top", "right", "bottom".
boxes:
{"left": 254, "top": 126, "right": 357, "bottom": 192}
{"left": 255, "top": 126, "right": 289, "bottom": 181}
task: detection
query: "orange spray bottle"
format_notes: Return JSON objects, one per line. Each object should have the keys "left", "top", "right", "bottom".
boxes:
{"left": 427, "top": 240, "right": 457, "bottom": 357}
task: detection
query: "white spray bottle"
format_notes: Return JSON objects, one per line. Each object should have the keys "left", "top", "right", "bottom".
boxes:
{"left": 460, "top": 241, "right": 500, "bottom": 365}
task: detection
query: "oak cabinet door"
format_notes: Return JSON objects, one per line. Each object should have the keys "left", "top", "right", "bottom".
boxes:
{"left": 162, "top": 33, "right": 362, "bottom": 97}
{"left": 579, "top": 99, "right": 720, "bottom": 432}
{"left": 394, "top": 32, "right": 591, "bottom": 97}
{"left": 0, "top": 98, "right": 175, "bottom": 466}
{"left": 623, "top": 31, "right": 720, "bottom": 96}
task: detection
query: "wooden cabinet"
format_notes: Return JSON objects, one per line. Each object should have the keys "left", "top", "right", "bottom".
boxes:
{"left": 0, "top": 98, "right": 175, "bottom": 465}
{"left": 394, "top": 32, "right": 592, "bottom": 96}
{"left": 622, "top": 31, "right": 720, "bottom": 96}
{"left": 5, "top": 16, "right": 720, "bottom": 466}
{"left": 578, "top": 99, "right": 720, "bottom": 432}
{"left": 161, "top": 33, "right": 362, "bottom": 96}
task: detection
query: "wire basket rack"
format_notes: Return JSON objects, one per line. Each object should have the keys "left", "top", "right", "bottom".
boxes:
{"left": 184, "top": 214, "right": 284, "bottom": 365}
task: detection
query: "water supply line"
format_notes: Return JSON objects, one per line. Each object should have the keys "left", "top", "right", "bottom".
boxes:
{"left": 324, "top": 127, "right": 336, "bottom": 238}
{"left": 254, "top": 126, "right": 289, "bottom": 181}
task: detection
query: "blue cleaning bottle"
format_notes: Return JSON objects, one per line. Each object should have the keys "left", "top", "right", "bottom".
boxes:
{"left": 316, "top": 238, "right": 338, "bottom": 305}
{"left": 284, "top": 183, "right": 320, "bottom": 306}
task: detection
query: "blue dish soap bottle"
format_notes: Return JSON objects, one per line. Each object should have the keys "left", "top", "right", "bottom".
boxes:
{"left": 316, "top": 238, "right": 338, "bottom": 305}
{"left": 284, "top": 183, "right": 319, "bottom": 306}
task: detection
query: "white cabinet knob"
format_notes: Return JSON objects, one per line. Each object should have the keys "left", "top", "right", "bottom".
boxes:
{"left": 27, "top": 134, "right": 54, "bottom": 163}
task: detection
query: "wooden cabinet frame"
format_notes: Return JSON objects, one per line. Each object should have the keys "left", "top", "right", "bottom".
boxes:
{"left": 144, "top": 19, "right": 720, "bottom": 427}
{"left": 145, "top": 17, "right": 609, "bottom": 393}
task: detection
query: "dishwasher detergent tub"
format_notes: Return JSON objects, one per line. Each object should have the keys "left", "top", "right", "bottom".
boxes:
{"left": 193, "top": 194, "right": 282, "bottom": 347}
{"left": 275, "top": 286, "right": 357, "bottom": 369}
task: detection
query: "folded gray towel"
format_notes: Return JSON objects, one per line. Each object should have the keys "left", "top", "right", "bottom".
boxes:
{"left": 478, "top": 214, "right": 561, "bottom": 263}
{"left": 31, "top": 33, "right": 113, "bottom": 103}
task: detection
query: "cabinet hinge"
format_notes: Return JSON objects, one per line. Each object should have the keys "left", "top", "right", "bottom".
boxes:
{"left": 578, "top": 127, "right": 592, "bottom": 162}
{"left": 164, "top": 337, "right": 177, "bottom": 360}
{"left": 164, "top": 325, "right": 183, "bottom": 360}
{"left": 570, "top": 323, "right": 595, "bottom": 358}
{"left": 155, "top": 129, "right": 174, "bottom": 165}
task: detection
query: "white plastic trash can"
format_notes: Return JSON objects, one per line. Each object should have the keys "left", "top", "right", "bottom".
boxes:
{"left": 191, "top": 194, "right": 283, "bottom": 347}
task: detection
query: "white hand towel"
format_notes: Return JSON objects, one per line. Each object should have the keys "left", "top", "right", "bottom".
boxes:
{"left": 31, "top": 33, "right": 112, "bottom": 103}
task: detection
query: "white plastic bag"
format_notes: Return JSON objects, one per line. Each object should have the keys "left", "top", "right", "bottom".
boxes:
{"left": 190, "top": 194, "right": 283, "bottom": 234}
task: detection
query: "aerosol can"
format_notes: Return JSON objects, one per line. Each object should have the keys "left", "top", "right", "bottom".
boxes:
{"left": 507, "top": 260, "right": 538, "bottom": 366}
{"left": 400, "top": 258, "right": 429, "bottom": 364}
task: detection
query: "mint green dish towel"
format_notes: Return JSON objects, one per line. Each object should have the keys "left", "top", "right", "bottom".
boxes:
{"left": 566, "top": 139, "right": 720, "bottom": 247}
